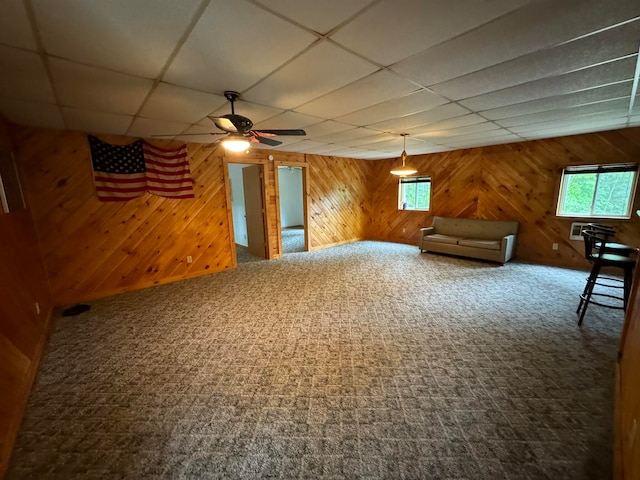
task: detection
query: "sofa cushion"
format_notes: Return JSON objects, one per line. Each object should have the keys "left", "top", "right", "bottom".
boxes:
{"left": 424, "top": 234, "right": 460, "bottom": 245}
{"left": 458, "top": 238, "right": 501, "bottom": 251}
{"left": 432, "top": 216, "right": 518, "bottom": 240}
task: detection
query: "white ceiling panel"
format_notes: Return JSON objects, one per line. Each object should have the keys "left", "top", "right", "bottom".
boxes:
{"left": 431, "top": 19, "right": 640, "bottom": 100}
{"left": 255, "top": 0, "right": 375, "bottom": 35}
{"left": 510, "top": 111, "right": 630, "bottom": 134}
{"left": 336, "top": 90, "right": 449, "bottom": 126}
{"left": 0, "top": 0, "right": 37, "bottom": 50}
{"left": 367, "top": 103, "right": 471, "bottom": 132}
{"left": 335, "top": 133, "right": 396, "bottom": 148}
{"left": 0, "top": 98, "right": 64, "bottom": 129}
{"left": 0, "top": 46, "right": 55, "bottom": 103}
{"left": 127, "top": 117, "right": 192, "bottom": 138}
{"left": 438, "top": 129, "right": 519, "bottom": 144}
{"left": 294, "top": 70, "right": 419, "bottom": 118}
{"left": 331, "top": 0, "right": 533, "bottom": 66}
{"left": 521, "top": 120, "right": 629, "bottom": 140}
{"left": 444, "top": 135, "right": 522, "bottom": 150}
{"left": 302, "top": 121, "right": 355, "bottom": 139}
{"left": 392, "top": 0, "right": 640, "bottom": 87}
{"left": 403, "top": 114, "right": 487, "bottom": 136}
{"left": 273, "top": 140, "right": 325, "bottom": 152}
{"left": 32, "top": 0, "right": 202, "bottom": 78}
{"left": 51, "top": 59, "right": 153, "bottom": 115}
{"left": 62, "top": 107, "right": 133, "bottom": 135}
{"left": 313, "top": 127, "right": 383, "bottom": 144}
{"left": 244, "top": 41, "right": 378, "bottom": 110}
{"left": 482, "top": 82, "right": 633, "bottom": 121}
{"left": 253, "top": 111, "right": 323, "bottom": 130}
{"left": 495, "top": 98, "right": 631, "bottom": 128}
{"left": 460, "top": 56, "right": 636, "bottom": 112}
{"left": 139, "top": 83, "right": 226, "bottom": 124}
{"left": 415, "top": 122, "right": 503, "bottom": 141}
{"left": 165, "top": 0, "right": 316, "bottom": 94}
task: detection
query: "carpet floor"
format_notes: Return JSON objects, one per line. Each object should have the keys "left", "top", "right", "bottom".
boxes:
{"left": 7, "top": 241, "right": 621, "bottom": 479}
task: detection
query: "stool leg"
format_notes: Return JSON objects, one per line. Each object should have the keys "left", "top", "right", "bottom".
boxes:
{"left": 578, "top": 263, "right": 601, "bottom": 326}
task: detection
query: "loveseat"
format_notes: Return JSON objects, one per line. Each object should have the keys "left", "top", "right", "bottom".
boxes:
{"left": 419, "top": 216, "right": 519, "bottom": 264}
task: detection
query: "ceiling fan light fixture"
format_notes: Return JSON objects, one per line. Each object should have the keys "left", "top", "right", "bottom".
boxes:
{"left": 222, "top": 136, "right": 250, "bottom": 152}
{"left": 390, "top": 134, "right": 417, "bottom": 176}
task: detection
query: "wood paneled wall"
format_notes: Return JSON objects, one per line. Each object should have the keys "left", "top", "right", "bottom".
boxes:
{"left": 0, "top": 121, "right": 52, "bottom": 478}
{"left": 370, "top": 127, "right": 640, "bottom": 270}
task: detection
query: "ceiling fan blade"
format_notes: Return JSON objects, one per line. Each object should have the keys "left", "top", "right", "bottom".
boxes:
{"left": 254, "top": 133, "right": 282, "bottom": 147}
{"left": 253, "top": 129, "right": 306, "bottom": 136}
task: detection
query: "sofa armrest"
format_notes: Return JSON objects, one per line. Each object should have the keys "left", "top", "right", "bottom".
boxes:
{"left": 419, "top": 227, "right": 435, "bottom": 238}
{"left": 501, "top": 234, "right": 517, "bottom": 262}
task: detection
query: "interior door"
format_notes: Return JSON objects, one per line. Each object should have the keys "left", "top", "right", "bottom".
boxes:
{"left": 242, "top": 165, "right": 267, "bottom": 258}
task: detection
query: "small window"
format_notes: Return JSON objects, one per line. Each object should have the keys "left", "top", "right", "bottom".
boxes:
{"left": 557, "top": 164, "right": 638, "bottom": 219}
{"left": 399, "top": 176, "right": 430, "bottom": 211}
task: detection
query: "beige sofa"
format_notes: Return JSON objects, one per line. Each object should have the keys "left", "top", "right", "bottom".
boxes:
{"left": 419, "top": 216, "right": 519, "bottom": 264}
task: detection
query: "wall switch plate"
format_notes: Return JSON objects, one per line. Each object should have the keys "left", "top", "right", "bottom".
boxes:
{"left": 186, "top": 256, "right": 193, "bottom": 264}
{"left": 35, "top": 302, "right": 40, "bottom": 315}
{"left": 552, "top": 243, "right": 559, "bottom": 250}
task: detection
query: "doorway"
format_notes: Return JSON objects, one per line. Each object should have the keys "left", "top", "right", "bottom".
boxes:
{"left": 275, "top": 162, "right": 310, "bottom": 255}
{"left": 227, "top": 162, "right": 267, "bottom": 263}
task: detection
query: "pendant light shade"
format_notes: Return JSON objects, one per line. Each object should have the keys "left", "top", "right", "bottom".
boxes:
{"left": 390, "top": 134, "right": 417, "bottom": 176}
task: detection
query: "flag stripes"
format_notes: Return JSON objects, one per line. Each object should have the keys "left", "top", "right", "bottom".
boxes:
{"left": 88, "top": 135, "right": 194, "bottom": 202}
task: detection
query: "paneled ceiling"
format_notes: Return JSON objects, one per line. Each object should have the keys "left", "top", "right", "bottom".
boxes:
{"left": 1, "top": 0, "right": 639, "bottom": 159}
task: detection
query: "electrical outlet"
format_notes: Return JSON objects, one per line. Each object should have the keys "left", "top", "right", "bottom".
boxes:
{"left": 402, "top": 228, "right": 406, "bottom": 233}
{"left": 552, "top": 243, "right": 558, "bottom": 250}
{"left": 35, "top": 302, "right": 40, "bottom": 315}
{"left": 186, "top": 256, "right": 193, "bottom": 264}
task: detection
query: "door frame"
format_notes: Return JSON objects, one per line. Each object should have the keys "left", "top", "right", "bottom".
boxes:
{"left": 223, "top": 157, "right": 271, "bottom": 266}
{"left": 274, "top": 160, "right": 311, "bottom": 255}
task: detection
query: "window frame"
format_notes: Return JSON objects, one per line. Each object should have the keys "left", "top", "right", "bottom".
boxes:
{"left": 556, "top": 163, "right": 638, "bottom": 219}
{"left": 398, "top": 176, "right": 431, "bottom": 211}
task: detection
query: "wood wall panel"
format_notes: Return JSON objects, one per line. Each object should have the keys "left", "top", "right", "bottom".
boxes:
{"left": 370, "top": 127, "right": 640, "bottom": 269}
{"left": 0, "top": 120, "right": 52, "bottom": 478}
{"left": 307, "top": 154, "right": 373, "bottom": 249}
{"left": 12, "top": 127, "right": 234, "bottom": 305}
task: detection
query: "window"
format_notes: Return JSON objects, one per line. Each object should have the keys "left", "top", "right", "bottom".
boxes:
{"left": 399, "top": 176, "right": 430, "bottom": 211}
{"left": 557, "top": 163, "right": 638, "bottom": 219}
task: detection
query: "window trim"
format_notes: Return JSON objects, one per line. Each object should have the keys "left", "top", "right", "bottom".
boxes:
{"left": 556, "top": 163, "right": 638, "bottom": 219}
{"left": 398, "top": 176, "right": 431, "bottom": 211}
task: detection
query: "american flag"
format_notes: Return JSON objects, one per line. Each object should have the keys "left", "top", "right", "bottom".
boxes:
{"left": 143, "top": 141, "right": 194, "bottom": 199}
{"left": 88, "top": 136, "right": 195, "bottom": 201}
{"left": 88, "top": 135, "right": 147, "bottom": 201}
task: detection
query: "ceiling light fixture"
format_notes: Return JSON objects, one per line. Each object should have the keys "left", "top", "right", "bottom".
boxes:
{"left": 222, "top": 135, "right": 250, "bottom": 152}
{"left": 390, "top": 134, "right": 417, "bottom": 176}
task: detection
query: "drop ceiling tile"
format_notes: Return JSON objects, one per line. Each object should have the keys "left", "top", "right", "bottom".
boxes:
{"left": 174, "top": 134, "right": 220, "bottom": 144}
{"left": 392, "top": 0, "right": 640, "bottom": 87}
{"left": 336, "top": 90, "right": 450, "bottom": 126}
{"left": 495, "top": 97, "right": 630, "bottom": 128}
{"left": 431, "top": 20, "right": 640, "bottom": 100}
{"left": 0, "top": 46, "right": 55, "bottom": 103}
{"left": 331, "top": 0, "right": 532, "bottom": 66}
{"left": 254, "top": 0, "right": 374, "bottom": 35}
{"left": 175, "top": 124, "right": 227, "bottom": 143}
{"left": 404, "top": 114, "right": 486, "bottom": 136}
{"left": 460, "top": 56, "right": 636, "bottom": 112}
{"left": 363, "top": 136, "right": 426, "bottom": 152}
{"left": 0, "top": 98, "right": 64, "bottom": 129}
{"left": 204, "top": 101, "right": 284, "bottom": 127}
{"left": 438, "top": 129, "right": 517, "bottom": 144}
{"left": 51, "top": 59, "right": 154, "bottom": 115}
{"left": 521, "top": 120, "right": 629, "bottom": 140}
{"left": 302, "top": 120, "right": 354, "bottom": 138}
{"left": 32, "top": 0, "right": 202, "bottom": 78}
{"left": 336, "top": 133, "right": 396, "bottom": 148}
{"left": 367, "top": 103, "right": 471, "bottom": 132}
{"left": 274, "top": 140, "right": 326, "bottom": 152}
{"left": 444, "top": 135, "right": 522, "bottom": 149}
{"left": 0, "top": 0, "right": 36, "bottom": 49}
{"left": 244, "top": 41, "right": 378, "bottom": 110}
{"left": 415, "top": 122, "right": 503, "bottom": 141}
{"left": 313, "top": 127, "right": 383, "bottom": 143}
{"left": 62, "top": 107, "right": 132, "bottom": 135}
{"left": 509, "top": 109, "right": 630, "bottom": 134}
{"left": 294, "top": 70, "right": 419, "bottom": 118}
{"left": 481, "top": 81, "right": 632, "bottom": 120}
{"left": 139, "top": 83, "right": 226, "bottom": 124}
{"left": 165, "top": 0, "right": 317, "bottom": 94}
{"left": 253, "top": 111, "right": 323, "bottom": 130}
{"left": 128, "top": 117, "right": 192, "bottom": 139}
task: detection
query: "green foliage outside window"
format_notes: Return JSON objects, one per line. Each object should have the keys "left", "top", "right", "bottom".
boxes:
{"left": 558, "top": 166, "right": 636, "bottom": 218}
{"left": 399, "top": 177, "right": 430, "bottom": 210}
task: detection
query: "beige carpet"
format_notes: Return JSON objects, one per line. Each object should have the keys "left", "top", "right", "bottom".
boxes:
{"left": 8, "top": 241, "right": 621, "bottom": 479}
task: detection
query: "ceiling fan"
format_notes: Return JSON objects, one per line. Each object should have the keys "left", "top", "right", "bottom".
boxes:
{"left": 153, "top": 91, "right": 306, "bottom": 151}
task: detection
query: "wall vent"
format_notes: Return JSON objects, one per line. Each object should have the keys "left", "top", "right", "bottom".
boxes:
{"left": 570, "top": 222, "right": 590, "bottom": 240}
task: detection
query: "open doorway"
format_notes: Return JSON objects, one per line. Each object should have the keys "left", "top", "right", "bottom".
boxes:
{"left": 276, "top": 163, "right": 310, "bottom": 255}
{"left": 227, "top": 163, "right": 267, "bottom": 264}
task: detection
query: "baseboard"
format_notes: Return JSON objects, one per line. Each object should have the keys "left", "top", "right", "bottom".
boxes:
{"left": 310, "top": 237, "right": 362, "bottom": 250}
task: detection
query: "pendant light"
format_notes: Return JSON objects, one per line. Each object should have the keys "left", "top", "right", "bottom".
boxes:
{"left": 390, "top": 134, "right": 417, "bottom": 176}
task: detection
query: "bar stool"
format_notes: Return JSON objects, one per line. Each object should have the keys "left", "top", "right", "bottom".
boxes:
{"left": 577, "top": 229, "right": 637, "bottom": 325}
{"left": 587, "top": 223, "right": 637, "bottom": 256}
